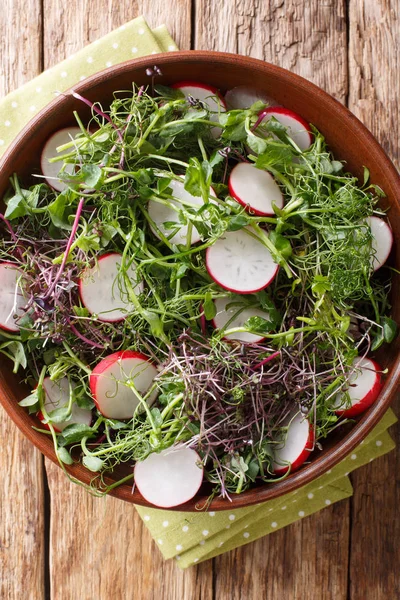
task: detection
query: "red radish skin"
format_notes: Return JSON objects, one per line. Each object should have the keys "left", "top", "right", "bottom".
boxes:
{"left": 41, "top": 127, "right": 82, "bottom": 192}
{"left": 0, "top": 261, "right": 25, "bottom": 332}
{"left": 37, "top": 377, "right": 92, "bottom": 433}
{"left": 369, "top": 216, "right": 393, "bottom": 271}
{"left": 224, "top": 86, "right": 279, "bottom": 110}
{"left": 90, "top": 350, "right": 158, "bottom": 420}
{"left": 228, "top": 162, "right": 284, "bottom": 216}
{"left": 79, "top": 252, "right": 143, "bottom": 322}
{"left": 212, "top": 296, "right": 270, "bottom": 343}
{"left": 134, "top": 446, "right": 204, "bottom": 508}
{"left": 334, "top": 357, "right": 383, "bottom": 418}
{"left": 259, "top": 107, "right": 312, "bottom": 151}
{"left": 206, "top": 228, "right": 279, "bottom": 294}
{"left": 171, "top": 81, "right": 226, "bottom": 138}
{"left": 272, "top": 413, "right": 314, "bottom": 475}
{"left": 148, "top": 179, "right": 216, "bottom": 246}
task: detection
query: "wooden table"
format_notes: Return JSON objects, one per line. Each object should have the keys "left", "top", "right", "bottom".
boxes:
{"left": 1, "top": 2, "right": 399, "bottom": 598}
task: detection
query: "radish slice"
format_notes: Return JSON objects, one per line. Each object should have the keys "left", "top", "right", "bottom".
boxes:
{"left": 79, "top": 253, "right": 143, "bottom": 322}
{"left": 259, "top": 107, "right": 312, "bottom": 150}
{"left": 171, "top": 80, "right": 226, "bottom": 138}
{"left": 0, "top": 262, "right": 25, "bottom": 332}
{"left": 272, "top": 413, "right": 314, "bottom": 475}
{"left": 224, "top": 86, "right": 279, "bottom": 110}
{"left": 206, "top": 227, "right": 279, "bottom": 294}
{"left": 37, "top": 377, "right": 92, "bottom": 433}
{"left": 41, "top": 127, "right": 82, "bottom": 192}
{"left": 212, "top": 296, "right": 270, "bottom": 343}
{"left": 334, "top": 357, "right": 382, "bottom": 418}
{"left": 229, "top": 162, "right": 284, "bottom": 216}
{"left": 90, "top": 350, "right": 158, "bottom": 420}
{"left": 134, "top": 446, "right": 204, "bottom": 508}
{"left": 148, "top": 179, "right": 215, "bottom": 246}
{"left": 369, "top": 216, "right": 393, "bottom": 271}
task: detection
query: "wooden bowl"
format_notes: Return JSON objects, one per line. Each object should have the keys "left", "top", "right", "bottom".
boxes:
{"left": 0, "top": 51, "right": 399, "bottom": 511}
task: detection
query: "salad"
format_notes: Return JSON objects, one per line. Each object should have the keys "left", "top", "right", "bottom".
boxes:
{"left": 0, "top": 72, "right": 396, "bottom": 508}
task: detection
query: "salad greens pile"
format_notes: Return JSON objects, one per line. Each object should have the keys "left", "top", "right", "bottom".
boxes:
{"left": 0, "top": 74, "right": 396, "bottom": 500}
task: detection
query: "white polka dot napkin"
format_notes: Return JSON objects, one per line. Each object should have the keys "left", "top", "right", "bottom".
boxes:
{"left": 0, "top": 16, "right": 178, "bottom": 157}
{"left": 0, "top": 16, "right": 396, "bottom": 569}
{"left": 136, "top": 409, "right": 397, "bottom": 568}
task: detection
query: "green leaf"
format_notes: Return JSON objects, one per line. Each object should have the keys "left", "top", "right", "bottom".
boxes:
{"left": 269, "top": 231, "right": 292, "bottom": 259}
{"left": 19, "top": 391, "right": 39, "bottom": 407}
{"left": 142, "top": 310, "right": 165, "bottom": 339}
{"left": 4, "top": 192, "right": 27, "bottom": 219}
{"left": 226, "top": 214, "right": 252, "bottom": 231}
{"left": 0, "top": 341, "right": 27, "bottom": 372}
{"left": 81, "top": 164, "right": 103, "bottom": 188}
{"left": 247, "top": 134, "right": 268, "bottom": 155}
{"left": 244, "top": 316, "right": 275, "bottom": 333}
{"left": 184, "top": 158, "right": 202, "bottom": 197}
{"left": 382, "top": 316, "right": 398, "bottom": 343}
{"left": 60, "top": 423, "right": 96, "bottom": 445}
{"left": 57, "top": 447, "right": 74, "bottom": 465}
{"left": 157, "top": 177, "right": 172, "bottom": 194}
{"left": 154, "top": 84, "right": 185, "bottom": 100}
{"left": 47, "top": 191, "right": 73, "bottom": 230}
{"left": 311, "top": 275, "right": 332, "bottom": 296}
{"left": 150, "top": 407, "right": 163, "bottom": 428}
{"left": 47, "top": 406, "right": 71, "bottom": 424}
{"left": 255, "top": 143, "right": 293, "bottom": 170}
{"left": 203, "top": 292, "right": 216, "bottom": 320}
{"left": 82, "top": 455, "right": 104, "bottom": 472}
{"left": 363, "top": 166, "right": 370, "bottom": 187}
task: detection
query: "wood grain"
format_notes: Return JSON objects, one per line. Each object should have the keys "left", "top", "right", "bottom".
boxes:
{"left": 42, "top": 0, "right": 191, "bottom": 69}
{"left": 348, "top": 1, "right": 400, "bottom": 598}
{"left": 45, "top": 461, "right": 213, "bottom": 600}
{"left": 0, "top": 3, "right": 45, "bottom": 600}
{"left": 1, "top": 0, "right": 400, "bottom": 598}
{"left": 194, "top": 0, "right": 348, "bottom": 102}
{"left": 214, "top": 503, "right": 350, "bottom": 600}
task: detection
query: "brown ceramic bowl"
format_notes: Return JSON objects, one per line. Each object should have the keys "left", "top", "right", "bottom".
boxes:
{"left": 0, "top": 51, "right": 399, "bottom": 511}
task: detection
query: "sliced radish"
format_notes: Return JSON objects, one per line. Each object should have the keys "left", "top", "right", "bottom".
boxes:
{"left": 206, "top": 227, "right": 279, "bottom": 294}
{"left": 0, "top": 262, "right": 25, "bottom": 332}
{"left": 369, "top": 216, "right": 393, "bottom": 271}
{"left": 212, "top": 296, "right": 270, "bottom": 343}
{"left": 229, "top": 162, "right": 284, "bottom": 216}
{"left": 334, "top": 357, "right": 382, "bottom": 418}
{"left": 134, "top": 446, "right": 204, "bottom": 508}
{"left": 258, "top": 107, "right": 312, "bottom": 151}
{"left": 272, "top": 413, "right": 314, "bottom": 475}
{"left": 90, "top": 350, "right": 158, "bottom": 420}
{"left": 79, "top": 253, "right": 143, "bottom": 322}
{"left": 171, "top": 80, "right": 226, "bottom": 138}
{"left": 148, "top": 179, "right": 215, "bottom": 246}
{"left": 41, "top": 127, "right": 82, "bottom": 192}
{"left": 37, "top": 377, "right": 92, "bottom": 433}
{"left": 224, "top": 86, "right": 279, "bottom": 110}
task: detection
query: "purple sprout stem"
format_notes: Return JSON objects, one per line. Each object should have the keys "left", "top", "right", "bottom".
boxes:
{"left": 71, "top": 91, "right": 124, "bottom": 144}
{"left": 44, "top": 197, "right": 85, "bottom": 299}
{"left": 251, "top": 350, "right": 281, "bottom": 371}
{"left": 68, "top": 320, "right": 104, "bottom": 350}
{"left": 0, "top": 213, "right": 23, "bottom": 260}
{"left": 251, "top": 110, "right": 268, "bottom": 132}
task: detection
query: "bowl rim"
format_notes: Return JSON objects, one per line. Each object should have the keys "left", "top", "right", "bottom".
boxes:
{"left": 0, "top": 50, "right": 399, "bottom": 511}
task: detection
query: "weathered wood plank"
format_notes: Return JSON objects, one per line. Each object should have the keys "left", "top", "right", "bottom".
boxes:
{"left": 42, "top": 0, "right": 191, "bottom": 68}
{"left": 348, "top": 2, "right": 400, "bottom": 597}
{"left": 45, "top": 461, "right": 213, "bottom": 600}
{"left": 42, "top": 3, "right": 211, "bottom": 599}
{"left": 214, "top": 503, "right": 350, "bottom": 600}
{"left": 196, "top": 2, "right": 350, "bottom": 598}
{"left": 0, "top": 2, "right": 45, "bottom": 600}
{"left": 194, "top": 0, "right": 348, "bottom": 102}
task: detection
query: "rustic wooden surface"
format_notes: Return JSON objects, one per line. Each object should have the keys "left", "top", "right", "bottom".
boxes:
{"left": 0, "top": 1, "right": 399, "bottom": 598}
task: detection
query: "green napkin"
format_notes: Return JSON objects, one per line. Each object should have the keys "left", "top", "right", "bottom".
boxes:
{"left": 136, "top": 409, "right": 397, "bottom": 567}
{"left": 0, "top": 16, "right": 178, "bottom": 158}
{"left": 0, "top": 16, "right": 397, "bottom": 569}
